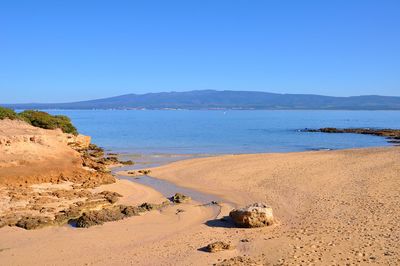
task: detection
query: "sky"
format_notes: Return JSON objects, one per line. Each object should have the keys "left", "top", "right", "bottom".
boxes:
{"left": 1, "top": 0, "right": 400, "bottom": 103}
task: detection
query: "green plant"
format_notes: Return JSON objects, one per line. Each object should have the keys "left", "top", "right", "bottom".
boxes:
{"left": 0, "top": 106, "right": 18, "bottom": 120}
{"left": 18, "top": 110, "right": 78, "bottom": 135}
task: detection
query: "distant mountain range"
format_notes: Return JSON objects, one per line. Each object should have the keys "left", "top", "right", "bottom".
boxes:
{"left": 4, "top": 90, "right": 400, "bottom": 110}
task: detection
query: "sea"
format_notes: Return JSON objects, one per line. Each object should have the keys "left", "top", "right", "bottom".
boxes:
{"left": 43, "top": 110, "right": 400, "bottom": 155}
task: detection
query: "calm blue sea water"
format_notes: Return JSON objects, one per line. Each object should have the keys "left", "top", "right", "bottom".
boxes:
{"left": 44, "top": 110, "right": 400, "bottom": 154}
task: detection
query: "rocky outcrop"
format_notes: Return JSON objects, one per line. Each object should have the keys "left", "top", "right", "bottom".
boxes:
{"left": 53, "top": 206, "right": 83, "bottom": 225}
{"left": 67, "top": 134, "right": 91, "bottom": 150}
{"left": 204, "top": 241, "right": 234, "bottom": 253}
{"left": 170, "top": 193, "right": 191, "bottom": 203}
{"left": 229, "top": 203, "right": 274, "bottom": 228}
{"left": 0, "top": 119, "right": 140, "bottom": 230}
{"left": 0, "top": 119, "right": 116, "bottom": 186}
{"left": 0, "top": 184, "right": 129, "bottom": 230}
{"left": 15, "top": 216, "right": 53, "bottom": 230}
{"left": 303, "top": 127, "right": 400, "bottom": 145}
{"left": 75, "top": 206, "right": 129, "bottom": 228}
{"left": 74, "top": 201, "right": 170, "bottom": 228}
{"left": 80, "top": 144, "right": 133, "bottom": 174}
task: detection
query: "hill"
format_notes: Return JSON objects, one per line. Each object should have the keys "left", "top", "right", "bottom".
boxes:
{"left": 4, "top": 90, "right": 400, "bottom": 110}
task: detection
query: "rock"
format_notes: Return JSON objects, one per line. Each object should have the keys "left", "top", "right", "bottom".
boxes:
{"left": 66, "top": 134, "right": 91, "bottom": 150}
{"left": 98, "top": 191, "right": 123, "bottom": 204}
{"left": 74, "top": 134, "right": 91, "bottom": 149}
{"left": 39, "top": 207, "right": 56, "bottom": 213}
{"left": 204, "top": 241, "right": 234, "bottom": 253}
{"left": 121, "top": 160, "right": 134, "bottom": 165}
{"left": 72, "top": 200, "right": 170, "bottom": 228}
{"left": 104, "top": 156, "right": 119, "bottom": 164}
{"left": 229, "top": 203, "right": 274, "bottom": 228}
{"left": 15, "top": 216, "right": 52, "bottom": 230}
{"left": 53, "top": 196, "right": 119, "bottom": 226}
{"left": 52, "top": 189, "right": 88, "bottom": 199}
{"left": 74, "top": 189, "right": 93, "bottom": 198}
{"left": 138, "top": 202, "right": 158, "bottom": 211}
{"left": 119, "top": 205, "right": 140, "bottom": 217}
{"left": 34, "top": 196, "right": 57, "bottom": 204}
{"left": 138, "top": 169, "right": 151, "bottom": 175}
{"left": 0, "top": 215, "right": 20, "bottom": 228}
{"left": 88, "top": 143, "right": 103, "bottom": 152}
{"left": 214, "top": 256, "right": 260, "bottom": 266}
{"left": 303, "top": 128, "right": 400, "bottom": 146}
{"left": 75, "top": 208, "right": 125, "bottom": 228}
{"left": 138, "top": 201, "right": 170, "bottom": 211}
{"left": 51, "top": 189, "right": 71, "bottom": 198}
{"left": 75, "top": 201, "right": 85, "bottom": 207}
{"left": 170, "top": 193, "right": 191, "bottom": 203}
{"left": 90, "top": 150, "right": 104, "bottom": 158}
{"left": 54, "top": 206, "right": 82, "bottom": 224}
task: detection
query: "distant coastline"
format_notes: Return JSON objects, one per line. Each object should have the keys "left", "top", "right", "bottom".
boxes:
{"left": 4, "top": 90, "right": 400, "bottom": 110}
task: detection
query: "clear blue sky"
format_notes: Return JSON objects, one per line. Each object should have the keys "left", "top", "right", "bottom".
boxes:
{"left": 1, "top": 0, "right": 399, "bottom": 103}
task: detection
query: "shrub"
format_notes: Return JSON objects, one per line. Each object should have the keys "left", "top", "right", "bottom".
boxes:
{"left": 18, "top": 110, "right": 78, "bottom": 135}
{"left": 0, "top": 106, "right": 18, "bottom": 120}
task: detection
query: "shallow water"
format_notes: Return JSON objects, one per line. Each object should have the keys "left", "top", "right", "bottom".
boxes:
{"left": 45, "top": 110, "right": 400, "bottom": 155}
{"left": 41, "top": 109, "right": 399, "bottom": 203}
{"left": 113, "top": 155, "right": 222, "bottom": 204}
{"left": 119, "top": 173, "right": 221, "bottom": 204}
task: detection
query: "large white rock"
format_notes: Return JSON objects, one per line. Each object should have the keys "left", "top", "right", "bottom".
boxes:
{"left": 229, "top": 203, "right": 274, "bottom": 228}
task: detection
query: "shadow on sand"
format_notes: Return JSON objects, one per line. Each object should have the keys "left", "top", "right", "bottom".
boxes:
{"left": 205, "top": 216, "right": 236, "bottom": 228}
{"left": 197, "top": 246, "right": 211, "bottom": 253}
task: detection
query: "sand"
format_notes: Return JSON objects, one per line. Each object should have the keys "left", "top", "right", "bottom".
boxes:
{"left": 150, "top": 147, "right": 400, "bottom": 265}
{"left": 1, "top": 147, "right": 399, "bottom": 265}
{"left": 0, "top": 180, "right": 221, "bottom": 265}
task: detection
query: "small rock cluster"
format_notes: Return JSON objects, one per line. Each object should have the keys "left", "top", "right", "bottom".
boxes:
{"left": 75, "top": 205, "right": 139, "bottom": 228}
{"left": 74, "top": 200, "right": 171, "bottom": 228}
{"left": 138, "top": 169, "right": 151, "bottom": 175}
{"left": 80, "top": 144, "right": 133, "bottom": 174}
{"left": 205, "top": 241, "right": 234, "bottom": 253}
{"left": 170, "top": 193, "right": 191, "bottom": 203}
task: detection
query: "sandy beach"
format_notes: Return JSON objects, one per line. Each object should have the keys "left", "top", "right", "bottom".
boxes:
{"left": 1, "top": 144, "right": 399, "bottom": 265}
{"left": 3, "top": 1, "right": 400, "bottom": 264}
{"left": 150, "top": 147, "right": 400, "bottom": 265}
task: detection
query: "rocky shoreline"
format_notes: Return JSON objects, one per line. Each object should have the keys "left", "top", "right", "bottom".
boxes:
{"left": 303, "top": 127, "right": 400, "bottom": 145}
{"left": 0, "top": 132, "right": 193, "bottom": 230}
{"left": 0, "top": 118, "right": 174, "bottom": 231}
{"left": 0, "top": 120, "right": 234, "bottom": 232}
{"left": 0, "top": 153, "right": 179, "bottom": 230}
